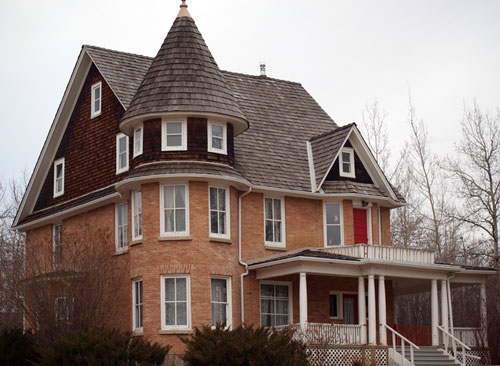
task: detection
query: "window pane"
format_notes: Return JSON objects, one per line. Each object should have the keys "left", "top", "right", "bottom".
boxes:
{"left": 167, "top": 122, "right": 182, "bottom": 134}
{"left": 274, "top": 221, "right": 281, "bottom": 243}
{"left": 95, "top": 86, "right": 101, "bottom": 99}
{"left": 209, "top": 188, "right": 217, "bottom": 210}
{"left": 273, "top": 199, "right": 281, "bottom": 220}
{"left": 56, "top": 164, "right": 62, "bottom": 178}
{"left": 176, "top": 209, "right": 186, "bottom": 232}
{"left": 276, "top": 315, "right": 289, "bottom": 326}
{"left": 261, "top": 299, "right": 273, "bottom": 313}
{"left": 164, "top": 186, "right": 174, "bottom": 208}
{"left": 119, "top": 137, "right": 127, "bottom": 153}
{"left": 177, "top": 302, "right": 187, "bottom": 325}
{"left": 326, "top": 204, "right": 340, "bottom": 225}
{"left": 165, "top": 209, "right": 174, "bottom": 232}
{"left": 327, "top": 226, "right": 341, "bottom": 246}
{"left": 211, "top": 279, "right": 227, "bottom": 302}
{"left": 212, "top": 137, "right": 222, "bottom": 150}
{"left": 165, "top": 279, "right": 175, "bottom": 301}
{"left": 330, "top": 294, "right": 338, "bottom": 317}
{"left": 261, "top": 314, "right": 272, "bottom": 327}
{"left": 210, "top": 211, "right": 218, "bottom": 234}
{"left": 167, "top": 135, "right": 182, "bottom": 147}
{"left": 260, "top": 284, "right": 274, "bottom": 297}
{"left": 176, "top": 278, "right": 186, "bottom": 301}
{"left": 165, "top": 303, "right": 175, "bottom": 326}
{"left": 175, "top": 186, "right": 185, "bottom": 208}
{"left": 265, "top": 220, "right": 273, "bottom": 242}
{"left": 212, "top": 303, "right": 226, "bottom": 326}
{"left": 276, "top": 300, "right": 288, "bottom": 315}
{"left": 265, "top": 198, "right": 273, "bottom": 220}
{"left": 275, "top": 285, "right": 288, "bottom": 298}
{"left": 218, "top": 189, "right": 226, "bottom": 211}
{"left": 119, "top": 153, "right": 127, "bottom": 169}
{"left": 219, "top": 212, "right": 226, "bottom": 234}
{"left": 343, "top": 162, "right": 351, "bottom": 173}
{"left": 212, "top": 124, "right": 223, "bottom": 138}
{"left": 56, "top": 179, "right": 62, "bottom": 192}
{"left": 342, "top": 152, "right": 350, "bottom": 163}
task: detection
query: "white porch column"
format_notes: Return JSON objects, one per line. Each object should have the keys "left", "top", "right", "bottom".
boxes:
{"left": 440, "top": 280, "right": 449, "bottom": 347}
{"left": 480, "top": 283, "right": 488, "bottom": 347}
{"left": 368, "top": 274, "right": 376, "bottom": 345}
{"left": 358, "top": 276, "right": 367, "bottom": 344}
{"left": 378, "top": 276, "right": 387, "bottom": 345}
{"left": 431, "top": 279, "right": 439, "bottom": 346}
{"left": 299, "top": 272, "right": 308, "bottom": 327}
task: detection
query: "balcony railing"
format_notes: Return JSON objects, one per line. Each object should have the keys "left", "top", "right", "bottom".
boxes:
{"left": 295, "top": 323, "right": 362, "bottom": 345}
{"left": 323, "top": 244, "right": 435, "bottom": 264}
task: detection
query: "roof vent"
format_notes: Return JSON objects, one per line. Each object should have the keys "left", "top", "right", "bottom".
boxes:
{"left": 260, "top": 62, "right": 266, "bottom": 77}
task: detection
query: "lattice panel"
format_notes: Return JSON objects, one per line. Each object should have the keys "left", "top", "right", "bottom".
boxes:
{"left": 455, "top": 350, "right": 490, "bottom": 366}
{"left": 308, "top": 347, "right": 388, "bottom": 366}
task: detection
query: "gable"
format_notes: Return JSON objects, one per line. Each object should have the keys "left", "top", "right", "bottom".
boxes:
{"left": 325, "top": 141, "right": 373, "bottom": 184}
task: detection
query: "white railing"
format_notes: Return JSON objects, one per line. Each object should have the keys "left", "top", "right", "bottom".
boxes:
{"left": 453, "top": 327, "right": 483, "bottom": 347}
{"left": 384, "top": 324, "right": 420, "bottom": 366}
{"left": 296, "top": 323, "right": 361, "bottom": 345}
{"left": 437, "top": 325, "right": 481, "bottom": 366}
{"left": 323, "top": 244, "right": 435, "bottom": 264}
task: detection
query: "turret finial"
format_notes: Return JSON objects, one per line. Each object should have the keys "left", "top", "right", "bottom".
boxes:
{"left": 177, "top": 0, "right": 191, "bottom": 18}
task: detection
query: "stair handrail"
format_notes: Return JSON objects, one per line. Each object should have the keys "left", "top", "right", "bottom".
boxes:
{"left": 436, "top": 325, "right": 480, "bottom": 366}
{"left": 384, "top": 324, "right": 420, "bottom": 366}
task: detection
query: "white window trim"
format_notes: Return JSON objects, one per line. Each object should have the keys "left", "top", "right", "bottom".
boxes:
{"left": 323, "top": 201, "right": 344, "bottom": 247}
{"left": 132, "top": 190, "right": 142, "bottom": 241}
{"left": 52, "top": 223, "right": 62, "bottom": 270}
{"left": 133, "top": 124, "right": 143, "bottom": 158}
{"left": 53, "top": 158, "right": 65, "bottom": 198}
{"left": 259, "top": 280, "right": 293, "bottom": 327}
{"left": 162, "top": 119, "right": 187, "bottom": 151}
{"left": 115, "top": 202, "right": 128, "bottom": 252}
{"left": 160, "top": 274, "right": 191, "bottom": 330}
{"left": 207, "top": 120, "right": 227, "bottom": 155}
{"left": 160, "top": 183, "right": 190, "bottom": 237}
{"left": 132, "top": 278, "right": 143, "bottom": 332}
{"left": 211, "top": 276, "right": 232, "bottom": 329}
{"left": 116, "top": 133, "right": 129, "bottom": 174}
{"left": 208, "top": 185, "right": 230, "bottom": 240}
{"left": 329, "top": 291, "right": 342, "bottom": 319}
{"left": 263, "top": 196, "right": 286, "bottom": 247}
{"left": 91, "top": 81, "right": 102, "bottom": 118}
{"left": 339, "top": 147, "right": 356, "bottom": 178}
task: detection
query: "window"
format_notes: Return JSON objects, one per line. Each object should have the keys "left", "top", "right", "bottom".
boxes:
{"left": 161, "top": 275, "right": 191, "bottom": 330}
{"left": 133, "top": 279, "right": 143, "bottom": 331}
{"left": 325, "top": 203, "right": 342, "bottom": 246}
{"left": 91, "top": 82, "right": 102, "bottom": 118}
{"left": 208, "top": 121, "right": 227, "bottom": 154}
{"left": 53, "top": 224, "right": 62, "bottom": 269}
{"left": 162, "top": 120, "right": 187, "bottom": 151}
{"left": 209, "top": 187, "right": 229, "bottom": 239}
{"left": 132, "top": 190, "right": 142, "bottom": 240}
{"left": 116, "top": 203, "right": 128, "bottom": 251}
{"left": 116, "top": 133, "right": 129, "bottom": 174}
{"left": 55, "top": 297, "right": 74, "bottom": 325}
{"left": 339, "top": 147, "right": 355, "bottom": 178}
{"left": 211, "top": 277, "right": 231, "bottom": 328}
{"left": 133, "top": 125, "right": 143, "bottom": 157}
{"left": 329, "top": 292, "right": 341, "bottom": 318}
{"left": 264, "top": 197, "right": 285, "bottom": 246}
{"left": 161, "top": 184, "right": 189, "bottom": 236}
{"left": 53, "top": 158, "right": 65, "bottom": 197}
{"left": 260, "top": 282, "right": 291, "bottom": 327}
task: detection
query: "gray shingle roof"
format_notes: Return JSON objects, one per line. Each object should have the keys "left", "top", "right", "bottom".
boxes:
{"left": 121, "top": 17, "right": 246, "bottom": 123}
{"left": 248, "top": 249, "right": 359, "bottom": 267}
{"left": 321, "top": 181, "right": 387, "bottom": 197}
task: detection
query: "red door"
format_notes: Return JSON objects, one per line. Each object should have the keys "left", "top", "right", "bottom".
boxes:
{"left": 353, "top": 208, "right": 368, "bottom": 244}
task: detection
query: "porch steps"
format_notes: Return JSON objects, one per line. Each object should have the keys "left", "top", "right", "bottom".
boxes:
{"left": 395, "top": 346, "right": 460, "bottom": 366}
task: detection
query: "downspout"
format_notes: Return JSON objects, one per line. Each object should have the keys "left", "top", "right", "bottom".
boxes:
{"left": 239, "top": 187, "right": 252, "bottom": 324}
{"left": 447, "top": 272, "right": 456, "bottom": 355}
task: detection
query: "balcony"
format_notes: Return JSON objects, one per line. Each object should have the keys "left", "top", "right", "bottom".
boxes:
{"left": 294, "top": 323, "right": 362, "bottom": 345}
{"left": 322, "top": 244, "right": 435, "bottom": 264}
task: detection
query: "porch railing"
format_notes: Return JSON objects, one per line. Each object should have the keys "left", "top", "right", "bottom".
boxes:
{"left": 323, "top": 244, "right": 435, "bottom": 264}
{"left": 437, "top": 325, "right": 481, "bottom": 366}
{"left": 296, "top": 323, "right": 362, "bottom": 345}
{"left": 384, "top": 324, "right": 420, "bottom": 366}
{"left": 453, "top": 327, "right": 483, "bottom": 348}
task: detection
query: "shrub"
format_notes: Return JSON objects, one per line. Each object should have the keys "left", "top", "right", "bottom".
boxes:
{"left": 38, "top": 327, "right": 170, "bottom": 366}
{"left": 0, "top": 328, "right": 38, "bottom": 366}
{"left": 181, "top": 324, "right": 309, "bottom": 366}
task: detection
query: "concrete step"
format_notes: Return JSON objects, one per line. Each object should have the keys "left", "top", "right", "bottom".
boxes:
{"left": 393, "top": 346, "right": 460, "bottom": 366}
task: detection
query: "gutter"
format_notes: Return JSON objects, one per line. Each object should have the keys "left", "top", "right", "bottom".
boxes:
{"left": 238, "top": 187, "right": 252, "bottom": 324}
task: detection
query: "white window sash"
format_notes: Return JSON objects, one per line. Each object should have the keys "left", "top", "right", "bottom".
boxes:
{"left": 161, "top": 184, "right": 189, "bottom": 236}
{"left": 116, "top": 203, "right": 128, "bottom": 251}
{"left": 133, "top": 125, "right": 143, "bottom": 157}
{"left": 324, "top": 202, "right": 343, "bottom": 247}
{"left": 209, "top": 186, "right": 230, "bottom": 239}
{"left": 162, "top": 120, "right": 187, "bottom": 151}
{"left": 116, "top": 134, "right": 129, "bottom": 174}
{"left": 264, "top": 197, "right": 285, "bottom": 246}
{"left": 207, "top": 121, "right": 227, "bottom": 154}
{"left": 91, "top": 82, "right": 102, "bottom": 118}
{"left": 210, "top": 277, "right": 232, "bottom": 329}
{"left": 53, "top": 158, "right": 65, "bottom": 197}
{"left": 133, "top": 279, "right": 143, "bottom": 331}
{"left": 132, "top": 190, "right": 142, "bottom": 240}
{"left": 339, "top": 147, "right": 355, "bottom": 178}
{"left": 259, "top": 281, "right": 292, "bottom": 327}
{"left": 161, "top": 275, "right": 191, "bottom": 330}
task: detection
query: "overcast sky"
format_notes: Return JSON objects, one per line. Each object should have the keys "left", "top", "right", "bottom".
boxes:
{"left": 1, "top": 0, "right": 499, "bottom": 181}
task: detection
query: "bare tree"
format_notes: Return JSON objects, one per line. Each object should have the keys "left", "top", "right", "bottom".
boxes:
{"left": 360, "top": 100, "right": 391, "bottom": 174}
{"left": 445, "top": 103, "right": 500, "bottom": 266}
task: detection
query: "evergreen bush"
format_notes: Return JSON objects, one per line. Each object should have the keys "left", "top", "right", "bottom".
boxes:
{"left": 38, "top": 327, "right": 170, "bottom": 366}
{"left": 181, "top": 324, "right": 309, "bottom": 366}
{"left": 0, "top": 328, "right": 38, "bottom": 366}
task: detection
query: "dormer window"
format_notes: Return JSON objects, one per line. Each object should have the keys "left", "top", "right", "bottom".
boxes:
{"left": 116, "top": 133, "right": 129, "bottom": 174}
{"left": 91, "top": 82, "right": 102, "bottom": 118}
{"left": 162, "top": 120, "right": 187, "bottom": 151}
{"left": 208, "top": 121, "right": 227, "bottom": 155}
{"left": 339, "top": 147, "right": 355, "bottom": 178}
{"left": 53, "top": 158, "right": 65, "bottom": 197}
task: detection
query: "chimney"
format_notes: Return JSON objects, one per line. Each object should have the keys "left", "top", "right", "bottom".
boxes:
{"left": 260, "top": 62, "right": 266, "bottom": 77}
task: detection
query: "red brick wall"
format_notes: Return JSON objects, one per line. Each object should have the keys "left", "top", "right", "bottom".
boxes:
{"left": 380, "top": 207, "right": 392, "bottom": 246}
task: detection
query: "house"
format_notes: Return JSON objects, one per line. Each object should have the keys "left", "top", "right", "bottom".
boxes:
{"left": 13, "top": 1, "right": 494, "bottom": 365}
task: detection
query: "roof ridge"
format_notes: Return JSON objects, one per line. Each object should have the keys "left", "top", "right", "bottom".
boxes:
{"left": 221, "top": 70, "right": 302, "bottom": 86}
{"left": 308, "top": 122, "right": 356, "bottom": 142}
{"left": 83, "top": 44, "right": 154, "bottom": 60}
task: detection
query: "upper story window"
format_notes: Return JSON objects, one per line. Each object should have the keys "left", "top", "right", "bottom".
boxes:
{"left": 208, "top": 121, "right": 227, "bottom": 155}
{"left": 339, "top": 147, "right": 355, "bottom": 178}
{"left": 324, "top": 203, "right": 342, "bottom": 246}
{"left": 91, "top": 82, "right": 102, "bottom": 118}
{"left": 260, "top": 282, "right": 291, "bottom": 327}
{"left": 116, "top": 133, "right": 129, "bottom": 174}
{"left": 133, "top": 125, "right": 143, "bottom": 157}
{"left": 115, "top": 202, "right": 128, "bottom": 251}
{"left": 53, "top": 158, "right": 65, "bottom": 198}
{"left": 162, "top": 120, "right": 187, "bottom": 151}
{"left": 161, "top": 275, "right": 191, "bottom": 330}
{"left": 132, "top": 190, "right": 142, "bottom": 241}
{"left": 161, "top": 184, "right": 189, "bottom": 236}
{"left": 264, "top": 197, "right": 285, "bottom": 247}
{"left": 53, "top": 224, "right": 63, "bottom": 269}
{"left": 133, "top": 278, "right": 143, "bottom": 331}
{"left": 209, "top": 186, "right": 229, "bottom": 239}
{"left": 211, "top": 277, "right": 231, "bottom": 328}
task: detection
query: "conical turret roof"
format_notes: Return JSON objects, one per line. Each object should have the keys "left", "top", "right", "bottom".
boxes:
{"left": 122, "top": 9, "right": 247, "bottom": 126}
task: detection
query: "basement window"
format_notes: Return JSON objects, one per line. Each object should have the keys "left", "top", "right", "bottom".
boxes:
{"left": 91, "top": 82, "right": 102, "bottom": 118}
{"left": 339, "top": 147, "right": 355, "bottom": 178}
{"left": 53, "top": 158, "right": 65, "bottom": 197}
